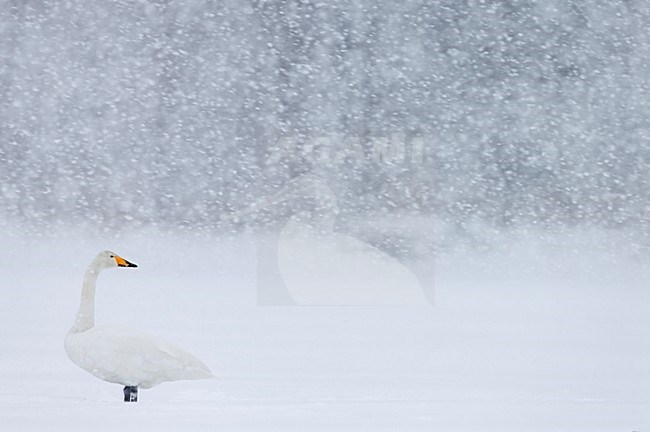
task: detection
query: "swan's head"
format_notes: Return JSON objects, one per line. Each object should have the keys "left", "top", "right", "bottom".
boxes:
{"left": 94, "top": 250, "right": 138, "bottom": 270}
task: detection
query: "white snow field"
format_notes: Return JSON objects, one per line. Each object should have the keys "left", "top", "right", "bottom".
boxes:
{"left": 1, "top": 228, "right": 649, "bottom": 431}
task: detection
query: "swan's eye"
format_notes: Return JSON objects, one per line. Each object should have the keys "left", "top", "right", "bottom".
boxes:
{"left": 110, "top": 255, "right": 114, "bottom": 258}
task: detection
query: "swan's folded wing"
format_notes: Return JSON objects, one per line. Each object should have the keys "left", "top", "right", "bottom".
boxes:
{"left": 137, "top": 334, "right": 214, "bottom": 387}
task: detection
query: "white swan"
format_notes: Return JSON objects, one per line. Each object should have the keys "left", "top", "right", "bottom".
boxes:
{"left": 64, "top": 251, "right": 213, "bottom": 402}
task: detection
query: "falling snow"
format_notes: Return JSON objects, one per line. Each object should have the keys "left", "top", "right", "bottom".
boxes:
{"left": 1, "top": 1, "right": 650, "bottom": 431}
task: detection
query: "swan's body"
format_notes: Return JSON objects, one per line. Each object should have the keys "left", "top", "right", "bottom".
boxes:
{"left": 65, "top": 251, "right": 213, "bottom": 401}
{"left": 65, "top": 325, "right": 213, "bottom": 390}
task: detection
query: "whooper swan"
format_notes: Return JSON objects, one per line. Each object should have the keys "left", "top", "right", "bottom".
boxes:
{"left": 64, "top": 251, "right": 213, "bottom": 402}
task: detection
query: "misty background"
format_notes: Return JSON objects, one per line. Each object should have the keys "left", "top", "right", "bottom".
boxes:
{"left": 1, "top": 0, "right": 649, "bottom": 252}
{"left": 4, "top": 2, "right": 650, "bottom": 429}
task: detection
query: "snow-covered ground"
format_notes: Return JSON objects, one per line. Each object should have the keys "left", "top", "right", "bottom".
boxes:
{"left": 1, "top": 227, "right": 649, "bottom": 431}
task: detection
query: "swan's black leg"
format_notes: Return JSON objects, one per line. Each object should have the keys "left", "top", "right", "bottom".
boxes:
{"left": 123, "top": 386, "right": 138, "bottom": 402}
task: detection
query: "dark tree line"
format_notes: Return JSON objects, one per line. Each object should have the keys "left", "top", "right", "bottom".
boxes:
{"left": 0, "top": 0, "right": 649, "bottom": 233}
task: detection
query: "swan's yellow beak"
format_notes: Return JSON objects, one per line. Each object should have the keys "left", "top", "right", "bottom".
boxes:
{"left": 114, "top": 255, "right": 138, "bottom": 268}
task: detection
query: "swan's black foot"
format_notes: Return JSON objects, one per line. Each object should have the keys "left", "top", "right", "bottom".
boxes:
{"left": 123, "top": 386, "right": 138, "bottom": 402}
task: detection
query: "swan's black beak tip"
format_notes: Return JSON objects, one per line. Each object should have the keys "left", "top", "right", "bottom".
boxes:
{"left": 126, "top": 261, "right": 138, "bottom": 268}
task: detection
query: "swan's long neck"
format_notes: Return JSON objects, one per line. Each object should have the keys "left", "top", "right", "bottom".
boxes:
{"left": 69, "top": 264, "right": 101, "bottom": 333}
